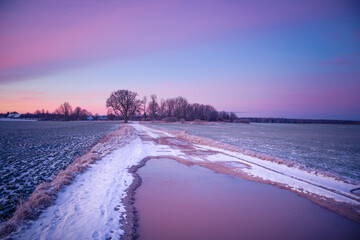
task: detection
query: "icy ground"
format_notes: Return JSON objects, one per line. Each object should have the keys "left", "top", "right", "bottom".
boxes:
{"left": 149, "top": 122, "right": 360, "bottom": 183}
{"left": 0, "top": 121, "right": 119, "bottom": 222}
{"left": 9, "top": 123, "right": 360, "bottom": 239}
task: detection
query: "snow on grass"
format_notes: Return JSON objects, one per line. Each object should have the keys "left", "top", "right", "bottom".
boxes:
{"left": 144, "top": 124, "right": 360, "bottom": 206}
{"left": 148, "top": 122, "right": 360, "bottom": 184}
{"left": 209, "top": 151, "right": 358, "bottom": 204}
{"left": 0, "top": 121, "right": 119, "bottom": 223}
{"left": 4, "top": 123, "right": 359, "bottom": 239}
{"left": 7, "top": 124, "right": 182, "bottom": 240}
{"left": 11, "top": 138, "right": 144, "bottom": 239}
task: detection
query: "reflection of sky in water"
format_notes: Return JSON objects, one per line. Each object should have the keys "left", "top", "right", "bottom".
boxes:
{"left": 135, "top": 158, "right": 360, "bottom": 239}
{"left": 150, "top": 123, "right": 360, "bottom": 182}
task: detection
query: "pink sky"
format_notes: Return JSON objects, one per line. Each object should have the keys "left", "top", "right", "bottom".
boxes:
{"left": 0, "top": 0, "right": 359, "bottom": 119}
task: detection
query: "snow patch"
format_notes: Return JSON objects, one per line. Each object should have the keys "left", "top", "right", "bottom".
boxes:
{"left": 7, "top": 123, "right": 359, "bottom": 239}
{"left": 11, "top": 137, "right": 149, "bottom": 239}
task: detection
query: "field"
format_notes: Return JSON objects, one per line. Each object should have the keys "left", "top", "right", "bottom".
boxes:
{"left": 0, "top": 121, "right": 119, "bottom": 223}
{"left": 149, "top": 122, "right": 360, "bottom": 183}
{"left": 4, "top": 123, "right": 360, "bottom": 239}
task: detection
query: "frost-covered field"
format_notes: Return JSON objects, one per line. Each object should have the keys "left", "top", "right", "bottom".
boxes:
{"left": 6, "top": 123, "right": 359, "bottom": 239}
{"left": 0, "top": 121, "right": 119, "bottom": 223}
{"left": 148, "top": 122, "right": 360, "bottom": 183}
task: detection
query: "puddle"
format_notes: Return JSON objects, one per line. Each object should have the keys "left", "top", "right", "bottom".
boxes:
{"left": 134, "top": 159, "right": 360, "bottom": 240}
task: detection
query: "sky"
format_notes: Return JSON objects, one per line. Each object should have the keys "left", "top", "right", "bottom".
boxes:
{"left": 0, "top": 0, "right": 359, "bottom": 120}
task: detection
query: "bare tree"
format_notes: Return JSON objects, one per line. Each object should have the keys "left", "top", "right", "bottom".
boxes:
{"left": 55, "top": 102, "right": 72, "bottom": 121}
{"left": 158, "top": 99, "right": 166, "bottom": 118}
{"left": 209, "top": 110, "right": 219, "bottom": 121}
{"left": 189, "top": 103, "right": 201, "bottom": 120}
{"left": 203, "top": 104, "right": 216, "bottom": 121}
{"left": 148, "top": 94, "right": 159, "bottom": 119}
{"left": 173, "top": 96, "right": 189, "bottom": 120}
{"left": 165, "top": 98, "right": 176, "bottom": 117}
{"left": 218, "top": 111, "right": 229, "bottom": 121}
{"left": 230, "top": 112, "right": 237, "bottom": 122}
{"left": 142, "top": 96, "right": 147, "bottom": 118}
{"left": 106, "top": 90, "right": 142, "bottom": 123}
{"left": 73, "top": 107, "right": 82, "bottom": 120}
{"left": 72, "top": 106, "right": 91, "bottom": 120}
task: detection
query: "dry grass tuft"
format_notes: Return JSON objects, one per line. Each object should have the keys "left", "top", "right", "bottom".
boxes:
{"left": 12, "top": 202, "right": 37, "bottom": 222}
{"left": 0, "top": 221, "right": 18, "bottom": 238}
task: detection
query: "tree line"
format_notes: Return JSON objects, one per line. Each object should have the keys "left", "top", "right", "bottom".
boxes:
{"left": 2, "top": 89, "right": 238, "bottom": 122}
{"left": 240, "top": 117, "right": 360, "bottom": 125}
{"left": 106, "top": 89, "right": 237, "bottom": 123}
{"left": 4, "top": 90, "right": 359, "bottom": 124}
{"left": 53, "top": 102, "right": 93, "bottom": 121}
{"left": 1, "top": 103, "right": 95, "bottom": 121}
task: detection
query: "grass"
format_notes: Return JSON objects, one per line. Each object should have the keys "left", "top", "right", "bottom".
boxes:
{"left": 0, "top": 124, "right": 134, "bottom": 238}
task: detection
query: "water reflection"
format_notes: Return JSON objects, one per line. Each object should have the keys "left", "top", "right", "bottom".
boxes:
{"left": 135, "top": 158, "right": 360, "bottom": 240}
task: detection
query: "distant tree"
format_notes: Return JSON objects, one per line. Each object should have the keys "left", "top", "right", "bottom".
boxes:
{"left": 44, "top": 110, "right": 50, "bottom": 120}
{"left": 164, "top": 98, "right": 176, "bottom": 117}
{"left": 142, "top": 96, "right": 147, "bottom": 118}
{"left": 229, "top": 112, "right": 237, "bottom": 122}
{"left": 158, "top": 99, "right": 166, "bottom": 118}
{"left": 55, "top": 102, "right": 72, "bottom": 121}
{"left": 203, "top": 105, "right": 216, "bottom": 121}
{"left": 218, "top": 111, "right": 230, "bottom": 121}
{"left": 72, "top": 106, "right": 91, "bottom": 120}
{"left": 72, "top": 107, "right": 82, "bottom": 120}
{"left": 189, "top": 103, "right": 199, "bottom": 120}
{"left": 188, "top": 103, "right": 213, "bottom": 120}
{"left": 34, "top": 109, "right": 47, "bottom": 120}
{"left": 208, "top": 110, "right": 218, "bottom": 121}
{"left": 173, "top": 96, "right": 189, "bottom": 120}
{"left": 106, "top": 89, "right": 142, "bottom": 123}
{"left": 148, "top": 94, "right": 159, "bottom": 119}
{"left": 34, "top": 109, "right": 41, "bottom": 118}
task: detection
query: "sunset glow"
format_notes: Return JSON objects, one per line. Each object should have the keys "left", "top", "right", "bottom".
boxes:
{"left": 1, "top": 0, "right": 359, "bottom": 119}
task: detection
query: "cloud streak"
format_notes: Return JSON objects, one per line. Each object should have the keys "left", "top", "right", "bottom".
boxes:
{"left": 1, "top": 0, "right": 359, "bottom": 120}
{"left": 0, "top": 0, "right": 356, "bottom": 83}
